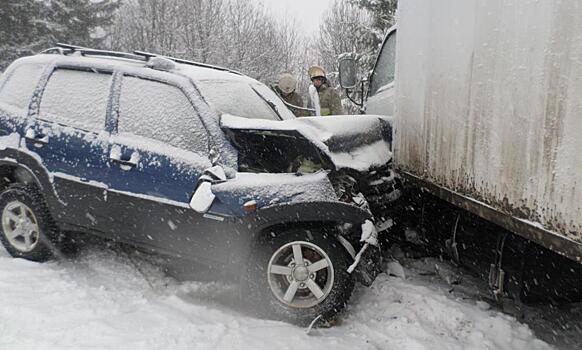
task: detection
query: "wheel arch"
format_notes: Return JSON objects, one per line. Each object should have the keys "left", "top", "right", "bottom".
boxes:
{"left": 251, "top": 201, "right": 370, "bottom": 240}
{"left": 234, "top": 201, "right": 371, "bottom": 271}
{"left": 252, "top": 201, "right": 370, "bottom": 228}
{"left": 0, "top": 155, "right": 65, "bottom": 216}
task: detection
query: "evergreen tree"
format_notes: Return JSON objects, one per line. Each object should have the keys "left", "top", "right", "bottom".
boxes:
{"left": 0, "top": 0, "right": 119, "bottom": 71}
{"left": 44, "top": 0, "right": 120, "bottom": 47}
{"left": 349, "top": 0, "right": 397, "bottom": 44}
{"left": 0, "top": 0, "right": 49, "bottom": 70}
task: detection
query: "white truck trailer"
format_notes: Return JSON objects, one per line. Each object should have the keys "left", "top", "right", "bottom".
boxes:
{"left": 339, "top": 0, "right": 582, "bottom": 301}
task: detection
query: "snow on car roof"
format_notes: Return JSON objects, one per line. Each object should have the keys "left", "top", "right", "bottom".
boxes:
{"left": 176, "top": 64, "right": 256, "bottom": 83}
{"left": 15, "top": 52, "right": 254, "bottom": 84}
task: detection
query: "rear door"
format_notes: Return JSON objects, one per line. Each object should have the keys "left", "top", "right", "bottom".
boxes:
{"left": 102, "top": 74, "right": 227, "bottom": 264}
{"left": 27, "top": 67, "right": 112, "bottom": 229}
{"left": 0, "top": 63, "right": 45, "bottom": 139}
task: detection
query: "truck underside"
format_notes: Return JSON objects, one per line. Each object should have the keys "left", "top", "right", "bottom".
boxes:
{"left": 397, "top": 174, "right": 582, "bottom": 305}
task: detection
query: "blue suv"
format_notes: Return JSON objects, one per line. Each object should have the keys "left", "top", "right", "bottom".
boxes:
{"left": 0, "top": 45, "right": 399, "bottom": 325}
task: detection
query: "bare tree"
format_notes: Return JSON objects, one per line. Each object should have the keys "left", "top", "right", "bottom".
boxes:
{"left": 110, "top": 0, "right": 182, "bottom": 55}
{"left": 316, "top": 0, "right": 376, "bottom": 79}
{"left": 177, "top": 0, "right": 224, "bottom": 63}
{"left": 108, "top": 0, "right": 306, "bottom": 84}
{"left": 314, "top": 0, "right": 377, "bottom": 113}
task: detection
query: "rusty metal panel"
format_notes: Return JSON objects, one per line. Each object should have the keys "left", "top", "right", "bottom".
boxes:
{"left": 395, "top": 0, "right": 582, "bottom": 250}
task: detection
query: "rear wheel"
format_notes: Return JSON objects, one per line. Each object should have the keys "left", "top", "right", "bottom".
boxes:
{"left": 244, "top": 228, "right": 354, "bottom": 325}
{"left": 0, "top": 184, "right": 58, "bottom": 262}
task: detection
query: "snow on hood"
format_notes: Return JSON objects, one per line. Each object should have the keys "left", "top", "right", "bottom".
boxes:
{"left": 220, "top": 114, "right": 393, "bottom": 172}
{"left": 211, "top": 171, "right": 338, "bottom": 215}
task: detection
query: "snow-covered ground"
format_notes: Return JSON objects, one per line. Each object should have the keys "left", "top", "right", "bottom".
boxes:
{"left": 0, "top": 240, "right": 578, "bottom": 350}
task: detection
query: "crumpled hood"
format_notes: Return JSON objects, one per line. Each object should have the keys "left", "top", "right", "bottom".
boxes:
{"left": 220, "top": 114, "right": 393, "bottom": 172}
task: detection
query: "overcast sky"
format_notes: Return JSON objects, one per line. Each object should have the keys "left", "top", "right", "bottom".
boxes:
{"left": 262, "top": 0, "right": 335, "bottom": 35}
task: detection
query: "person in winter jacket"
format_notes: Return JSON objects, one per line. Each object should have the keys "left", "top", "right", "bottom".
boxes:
{"left": 273, "top": 73, "right": 308, "bottom": 117}
{"left": 307, "top": 65, "right": 344, "bottom": 116}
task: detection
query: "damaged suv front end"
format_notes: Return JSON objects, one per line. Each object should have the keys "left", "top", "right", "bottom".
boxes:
{"left": 220, "top": 113, "right": 400, "bottom": 221}
{"left": 212, "top": 113, "right": 401, "bottom": 285}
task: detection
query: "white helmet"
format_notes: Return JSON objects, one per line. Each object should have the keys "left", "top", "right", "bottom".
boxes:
{"left": 278, "top": 73, "right": 297, "bottom": 94}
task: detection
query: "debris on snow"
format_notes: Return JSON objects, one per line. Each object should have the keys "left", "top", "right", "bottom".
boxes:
{"left": 435, "top": 263, "right": 463, "bottom": 285}
{"left": 386, "top": 260, "right": 406, "bottom": 279}
{"left": 360, "top": 219, "right": 378, "bottom": 246}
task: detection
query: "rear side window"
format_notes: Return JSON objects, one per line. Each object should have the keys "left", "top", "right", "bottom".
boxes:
{"left": 118, "top": 76, "right": 209, "bottom": 154}
{"left": 369, "top": 32, "right": 396, "bottom": 97}
{"left": 0, "top": 64, "right": 44, "bottom": 110}
{"left": 39, "top": 69, "right": 111, "bottom": 132}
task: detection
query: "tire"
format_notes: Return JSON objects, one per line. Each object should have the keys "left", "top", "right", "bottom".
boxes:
{"left": 0, "top": 184, "right": 58, "bottom": 262}
{"left": 243, "top": 228, "right": 355, "bottom": 326}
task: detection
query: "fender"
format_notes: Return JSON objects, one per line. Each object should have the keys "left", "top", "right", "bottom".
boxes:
{"left": 237, "top": 201, "right": 378, "bottom": 284}
{"left": 0, "top": 149, "right": 66, "bottom": 215}
{"left": 249, "top": 200, "right": 372, "bottom": 234}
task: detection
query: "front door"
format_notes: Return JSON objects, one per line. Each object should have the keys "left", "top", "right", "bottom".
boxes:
{"left": 102, "top": 74, "right": 227, "bottom": 265}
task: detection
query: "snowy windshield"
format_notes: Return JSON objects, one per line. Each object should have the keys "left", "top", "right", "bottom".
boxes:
{"left": 195, "top": 80, "right": 295, "bottom": 121}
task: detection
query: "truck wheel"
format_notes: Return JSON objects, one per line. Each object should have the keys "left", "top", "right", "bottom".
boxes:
{"left": 0, "top": 184, "right": 58, "bottom": 262}
{"left": 244, "top": 228, "right": 354, "bottom": 326}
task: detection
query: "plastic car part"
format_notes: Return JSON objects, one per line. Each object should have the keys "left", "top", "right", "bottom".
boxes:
{"left": 189, "top": 182, "right": 215, "bottom": 213}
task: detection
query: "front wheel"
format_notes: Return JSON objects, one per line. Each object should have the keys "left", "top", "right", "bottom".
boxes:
{"left": 243, "top": 228, "right": 354, "bottom": 325}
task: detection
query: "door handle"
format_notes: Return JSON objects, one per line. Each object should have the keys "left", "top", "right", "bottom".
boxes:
{"left": 24, "top": 128, "right": 49, "bottom": 145}
{"left": 109, "top": 146, "right": 139, "bottom": 168}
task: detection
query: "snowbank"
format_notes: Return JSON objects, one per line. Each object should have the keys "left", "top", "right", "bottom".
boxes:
{"left": 0, "top": 245, "right": 554, "bottom": 350}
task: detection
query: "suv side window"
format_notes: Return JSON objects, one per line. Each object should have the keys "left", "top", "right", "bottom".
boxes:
{"left": 0, "top": 64, "right": 45, "bottom": 111}
{"left": 368, "top": 31, "right": 397, "bottom": 97}
{"left": 39, "top": 69, "right": 111, "bottom": 132}
{"left": 118, "top": 76, "right": 209, "bottom": 154}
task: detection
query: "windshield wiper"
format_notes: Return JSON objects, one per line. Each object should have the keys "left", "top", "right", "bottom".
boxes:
{"left": 272, "top": 89, "right": 316, "bottom": 115}
{"left": 251, "top": 86, "right": 283, "bottom": 120}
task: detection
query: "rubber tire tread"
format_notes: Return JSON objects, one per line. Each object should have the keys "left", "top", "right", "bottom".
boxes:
{"left": 0, "top": 183, "right": 59, "bottom": 262}
{"left": 243, "top": 228, "right": 355, "bottom": 326}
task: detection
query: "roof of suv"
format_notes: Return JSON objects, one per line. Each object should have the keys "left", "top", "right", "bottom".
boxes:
{"left": 12, "top": 45, "right": 256, "bottom": 85}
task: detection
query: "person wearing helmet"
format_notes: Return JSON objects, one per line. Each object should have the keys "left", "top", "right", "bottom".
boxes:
{"left": 273, "top": 73, "right": 308, "bottom": 117}
{"left": 307, "top": 65, "right": 344, "bottom": 116}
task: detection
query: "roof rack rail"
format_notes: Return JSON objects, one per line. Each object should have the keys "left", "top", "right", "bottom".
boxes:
{"left": 42, "top": 43, "right": 146, "bottom": 62}
{"left": 42, "top": 43, "right": 242, "bottom": 75}
{"left": 133, "top": 50, "right": 242, "bottom": 75}
{"left": 56, "top": 43, "right": 86, "bottom": 51}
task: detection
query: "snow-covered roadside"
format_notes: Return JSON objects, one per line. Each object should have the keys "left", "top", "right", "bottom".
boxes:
{"left": 0, "top": 244, "right": 553, "bottom": 350}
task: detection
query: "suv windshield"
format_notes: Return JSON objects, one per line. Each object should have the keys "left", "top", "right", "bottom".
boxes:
{"left": 196, "top": 80, "right": 295, "bottom": 121}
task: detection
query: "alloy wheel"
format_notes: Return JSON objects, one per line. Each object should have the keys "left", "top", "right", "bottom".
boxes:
{"left": 2, "top": 200, "right": 40, "bottom": 253}
{"left": 267, "top": 241, "right": 335, "bottom": 308}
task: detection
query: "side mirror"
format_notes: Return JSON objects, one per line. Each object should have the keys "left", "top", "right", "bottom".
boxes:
{"left": 189, "top": 165, "right": 227, "bottom": 213}
{"left": 190, "top": 182, "right": 215, "bottom": 213}
{"left": 338, "top": 53, "right": 358, "bottom": 89}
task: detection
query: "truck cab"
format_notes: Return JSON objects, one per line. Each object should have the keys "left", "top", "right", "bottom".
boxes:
{"left": 339, "top": 26, "right": 397, "bottom": 116}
